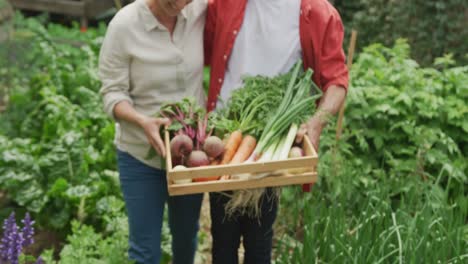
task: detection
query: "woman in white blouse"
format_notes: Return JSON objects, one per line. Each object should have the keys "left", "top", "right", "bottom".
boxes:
{"left": 98, "top": 0, "right": 206, "bottom": 263}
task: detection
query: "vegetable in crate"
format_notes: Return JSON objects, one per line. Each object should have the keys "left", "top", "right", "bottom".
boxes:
{"left": 186, "top": 150, "right": 210, "bottom": 167}
{"left": 288, "top": 146, "right": 304, "bottom": 158}
{"left": 213, "top": 61, "right": 323, "bottom": 217}
{"left": 170, "top": 134, "right": 193, "bottom": 160}
{"left": 158, "top": 97, "right": 224, "bottom": 183}
{"left": 172, "top": 165, "right": 191, "bottom": 184}
{"left": 157, "top": 97, "right": 209, "bottom": 166}
{"left": 208, "top": 71, "right": 296, "bottom": 168}
{"left": 203, "top": 136, "right": 224, "bottom": 158}
{"left": 193, "top": 159, "right": 221, "bottom": 182}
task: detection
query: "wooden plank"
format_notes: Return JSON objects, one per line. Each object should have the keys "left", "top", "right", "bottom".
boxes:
{"left": 169, "top": 157, "right": 317, "bottom": 180}
{"left": 9, "top": 0, "right": 86, "bottom": 16}
{"left": 302, "top": 134, "right": 317, "bottom": 158}
{"left": 165, "top": 127, "right": 173, "bottom": 188}
{"left": 168, "top": 172, "right": 318, "bottom": 196}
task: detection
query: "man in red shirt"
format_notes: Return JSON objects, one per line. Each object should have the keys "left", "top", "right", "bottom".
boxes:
{"left": 204, "top": 0, "right": 349, "bottom": 263}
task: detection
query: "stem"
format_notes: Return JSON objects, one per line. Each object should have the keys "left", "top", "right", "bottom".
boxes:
{"left": 392, "top": 213, "right": 403, "bottom": 264}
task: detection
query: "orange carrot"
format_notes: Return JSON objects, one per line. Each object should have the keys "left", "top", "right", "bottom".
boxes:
{"left": 221, "top": 130, "right": 243, "bottom": 164}
{"left": 229, "top": 135, "right": 256, "bottom": 164}
{"left": 193, "top": 159, "right": 220, "bottom": 182}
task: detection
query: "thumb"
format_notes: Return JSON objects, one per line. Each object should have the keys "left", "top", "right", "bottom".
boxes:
{"left": 158, "top": 118, "right": 171, "bottom": 126}
{"left": 295, "top": 124, "right": 307, "bottom": 143}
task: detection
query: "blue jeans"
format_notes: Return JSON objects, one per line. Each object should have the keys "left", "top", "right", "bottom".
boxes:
{"left": 117, "top": 150, "right": 203, "bottom": 264}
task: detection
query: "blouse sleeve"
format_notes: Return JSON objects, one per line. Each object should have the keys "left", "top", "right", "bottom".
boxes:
{"left": 98, "top": 21, "right": 132, "bottom": 120}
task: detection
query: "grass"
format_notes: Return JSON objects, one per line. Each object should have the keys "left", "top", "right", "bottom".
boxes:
{"left": 273, "top": 141, "right": 467, "bottom": 264}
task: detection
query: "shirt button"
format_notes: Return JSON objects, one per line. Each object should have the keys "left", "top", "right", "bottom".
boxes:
{"left": 233, "top": 30, "right": 238, "bottom": 35}
{"left": 218, "top": 78, "right": 223, "bottom": 83}
{"left": 223, "top": 55, "right": 227, "bottom": 60}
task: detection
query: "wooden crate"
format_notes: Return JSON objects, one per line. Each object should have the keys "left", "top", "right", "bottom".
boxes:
{"left": 165, "top": 131, "right": 318, "bottom": 196}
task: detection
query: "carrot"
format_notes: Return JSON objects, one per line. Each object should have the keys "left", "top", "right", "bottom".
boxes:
{"left": 230, "top": 135, "right": 257, "bottom": 164}
{"left": 221, "top": 130, "right": 243, "bottom": 164}
{"left": 193, "top": 159, "right": 220, "bottom": 182}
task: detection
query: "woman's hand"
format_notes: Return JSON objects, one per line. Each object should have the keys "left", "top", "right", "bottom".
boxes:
{"left": 138, "top": 116, "right": 171, "bottom": 157}
{"left": 113, "top": 101, "right": 172, "bottom": 157}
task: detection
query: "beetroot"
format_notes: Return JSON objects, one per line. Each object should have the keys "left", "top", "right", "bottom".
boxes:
{"left": 171, "top": 156, "right": 182, "bottom": 167}
{"left": 186, "top": 150, "right": 210, "bottom": 168}
{"left": 288, "top": 146, "right": 304, "bottom": 158}
{"left": 170, "top": 134, "right": 193, "bottom": 158}
{"left": 203, "top": 136, "right": 224, "bottom": 158}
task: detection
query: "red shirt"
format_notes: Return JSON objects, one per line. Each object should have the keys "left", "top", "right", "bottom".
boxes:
{"left": 204, "top": 0, "right": 349, "bottom": 191}
{"left": 204, "top": 0, "right": 349, "bottom": 112}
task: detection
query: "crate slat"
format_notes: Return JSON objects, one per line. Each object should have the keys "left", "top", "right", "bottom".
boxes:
{"left": 168, "top": 172, "right": 317, "bottom": 196}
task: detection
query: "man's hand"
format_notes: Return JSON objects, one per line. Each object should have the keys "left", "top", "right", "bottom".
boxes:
{"left": 295, "top": 85, "right": 347, "bottom": 151}
{"left": 296, "top": 115, "right": 325, "bottom": 151}
{"left": 138, "top": 116, "right": 171, "bottom": 157}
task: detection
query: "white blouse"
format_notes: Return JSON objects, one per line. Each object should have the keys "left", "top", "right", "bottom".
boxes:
{"left": 99, "top": 0, "right": 207, "bottom": 168}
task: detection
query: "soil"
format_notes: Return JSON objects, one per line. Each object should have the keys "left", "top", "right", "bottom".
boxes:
{"left": 26, "top": 230, "right": 64, "bottom": 260}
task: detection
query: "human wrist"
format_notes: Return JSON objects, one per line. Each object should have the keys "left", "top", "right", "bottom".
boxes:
{"left": 135, "top": 113, "right": 149, "bottom": 128}
{"left": 310, "top": 109, "right": 331, "bottom": 128}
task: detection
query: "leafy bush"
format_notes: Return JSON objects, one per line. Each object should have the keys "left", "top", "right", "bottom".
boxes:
{"left": 41, "top": 213, "right": 131, "bottom": 264}
{"left": 333, "top": 0, "right": 468, "bottom": 65}
{"left": 0, "top": 15, "right": 120, "bottom": 231}
{"left": 275, "top": 39, "right": 467, "bottom": 263}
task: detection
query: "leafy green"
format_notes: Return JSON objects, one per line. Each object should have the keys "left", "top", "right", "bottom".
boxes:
{"left": 0, "top": 14, "right": 121, "bottom": 231}
{"left": 275, "top": 40, "right": 467, "bottom": 263}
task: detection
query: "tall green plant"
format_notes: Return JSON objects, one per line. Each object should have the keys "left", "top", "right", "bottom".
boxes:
{"left": 275, "top": 39, "right": 467, "bottom": 263}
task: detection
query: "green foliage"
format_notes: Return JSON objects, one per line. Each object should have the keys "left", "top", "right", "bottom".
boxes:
{"left": 0, "top": 15, "right": 120, "bottom": 231}
{"left": 41, "top": 212, "right": 132, "bottom": 264}
{"left": 346, "top": 39, "right": 467, "bottom": 182}
{"left": 333, "top": 0, "right": 468, "bottom": 65}
{"left": 275, "top": 40, "right": 467, "bottom": 263}
{"left": 2, "top": 13, "right": 467, "bottom": 264}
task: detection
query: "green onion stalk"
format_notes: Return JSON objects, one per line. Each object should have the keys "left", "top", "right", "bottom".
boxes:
{"left": 225, "top": 60, "right": 323, "bottom": 217}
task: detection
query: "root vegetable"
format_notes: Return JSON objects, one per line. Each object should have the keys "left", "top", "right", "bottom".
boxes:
{"left": 186, "top": 150, "right": 210, "bottom": 168}
{"left": 193, "top": 159, "right": 221, "bottom": 182}
{"left": 288, "top": 146, "right": 304, "bottom": 158}
{"left": 172, "top": 165, "right": 191, "bottom": 184}
{"left": 221, "top": 130, "right": 243, "bottom": 164}
{"left": 170, "top": 134, "right": 193, "bottom": 158}
{"left": 230, "top": 135, "right": 256, "bottom": 164}
{"left": 203, "top": 136, "right": 224, "bottom": 158}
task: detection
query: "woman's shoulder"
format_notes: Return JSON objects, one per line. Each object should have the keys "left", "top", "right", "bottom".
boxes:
{"left": 108, "top": 1, "right": 141, "bottom": 31}
{"left": 185, "top": 0, "right": 208, "bottom": 19}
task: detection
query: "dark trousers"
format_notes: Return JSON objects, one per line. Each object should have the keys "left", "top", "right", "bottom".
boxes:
{"left": 210, "top": 189, "right": 278, "bottom": 264}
